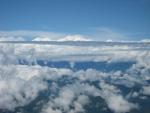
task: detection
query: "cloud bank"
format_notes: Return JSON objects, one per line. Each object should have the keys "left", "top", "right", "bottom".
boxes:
{"left": 0, "top": 30, "right": 91, "bottom": 41}
{"left": 0, "top": 29, "right": 149, "bottom": 41}
{"left": 0, "top": 42, "right": 150, "bottom": 113}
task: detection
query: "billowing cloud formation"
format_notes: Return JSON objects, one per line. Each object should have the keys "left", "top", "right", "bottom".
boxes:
{"left": 0, "top": 42, "right": 150, "bottom": 113}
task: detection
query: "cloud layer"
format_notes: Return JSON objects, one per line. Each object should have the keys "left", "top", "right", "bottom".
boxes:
{"left": 0, "top": 30, "right": 91, "bottom": 41}
{"left": 0, "top": 42, "right": 150, "bottom": 113}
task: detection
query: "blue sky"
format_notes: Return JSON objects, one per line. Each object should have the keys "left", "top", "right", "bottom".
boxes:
{"left": 0, "top": 0, "right": 150, "bottom": 41}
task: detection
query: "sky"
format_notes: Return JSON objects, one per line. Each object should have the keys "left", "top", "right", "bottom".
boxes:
{"left": 0, "top": 0, "right": 150, "bottom": 41}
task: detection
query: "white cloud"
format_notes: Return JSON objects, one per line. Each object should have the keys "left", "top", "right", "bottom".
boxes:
{"left": 99, "top": 82, "right": 138, "bottom": 113}
{"left": 57, "top": 35, "right": 92, "bottom": 41}
{"left": 0, "top": 42, "right": 150, "bottom": 113}
{"left": 106, "top": 94, "right": 138, "bottom": 113}
{"left": 0, "top": 30, "right": 92, "bottom": 41}
{"left": 142, "top": 86, "right": 150, "bottom": 96}
{"left": 32, "top": 34, "right": 92, "bottom": 41}
{"left": 32, "top": 37, "right": 53, "bottom": 41}
{"left": 0, "top": 30, "right": 67, "bottom": 41}
{"left": 0, "top": 29, "right": 149, "bottom": 42}
{"left": 0, "top": 64, "right": 72, "bottom": 110}
{"left": 0, "top": 30, "right": 79, "bottom": 42}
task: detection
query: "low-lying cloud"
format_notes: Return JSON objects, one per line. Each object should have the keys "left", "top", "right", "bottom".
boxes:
{"left": 0, "top": 42, "right": 150, "bottom": 113}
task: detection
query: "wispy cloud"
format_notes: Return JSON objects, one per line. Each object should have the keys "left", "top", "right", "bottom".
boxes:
{"left": 0, "top": 30, "right": 65, "bottom": 40}
{"left": 88, "top": 27, "right": 129, "bottom": 41}
{"left": 0, "top": 30, "right": 64, "bottom": 37}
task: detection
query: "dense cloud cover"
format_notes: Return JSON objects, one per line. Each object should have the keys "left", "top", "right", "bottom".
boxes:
{"left": 0, "top": 42, "right": 150, "bottom": 113}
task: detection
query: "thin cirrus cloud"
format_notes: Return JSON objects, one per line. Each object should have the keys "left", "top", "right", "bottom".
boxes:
{"left": 0, "top": 30, "right": 65, "bottom": 41}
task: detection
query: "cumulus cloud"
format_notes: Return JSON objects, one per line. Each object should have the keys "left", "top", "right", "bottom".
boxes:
{"left": 106, "top": 94, "right": 138, "bottom": 113}
{"left": 32, "top": 37, "right": 53, "bottom": 41}
{"left": 57, "top": 35, "right": 92, "bottom": 41}
{"left": 0, "top": 42, "right": 150, "bottom": 113}
{"left": 99, "top": 82, "right": 138, "bottom": 113}
{"left": 32, "top": 34, "right": 92, "bottom": 41}
{"left": 0, "top": 64, "right": 73, "bottom": 110}
{"left": 141, "top": 86, "right": 150, "bottom": 96}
